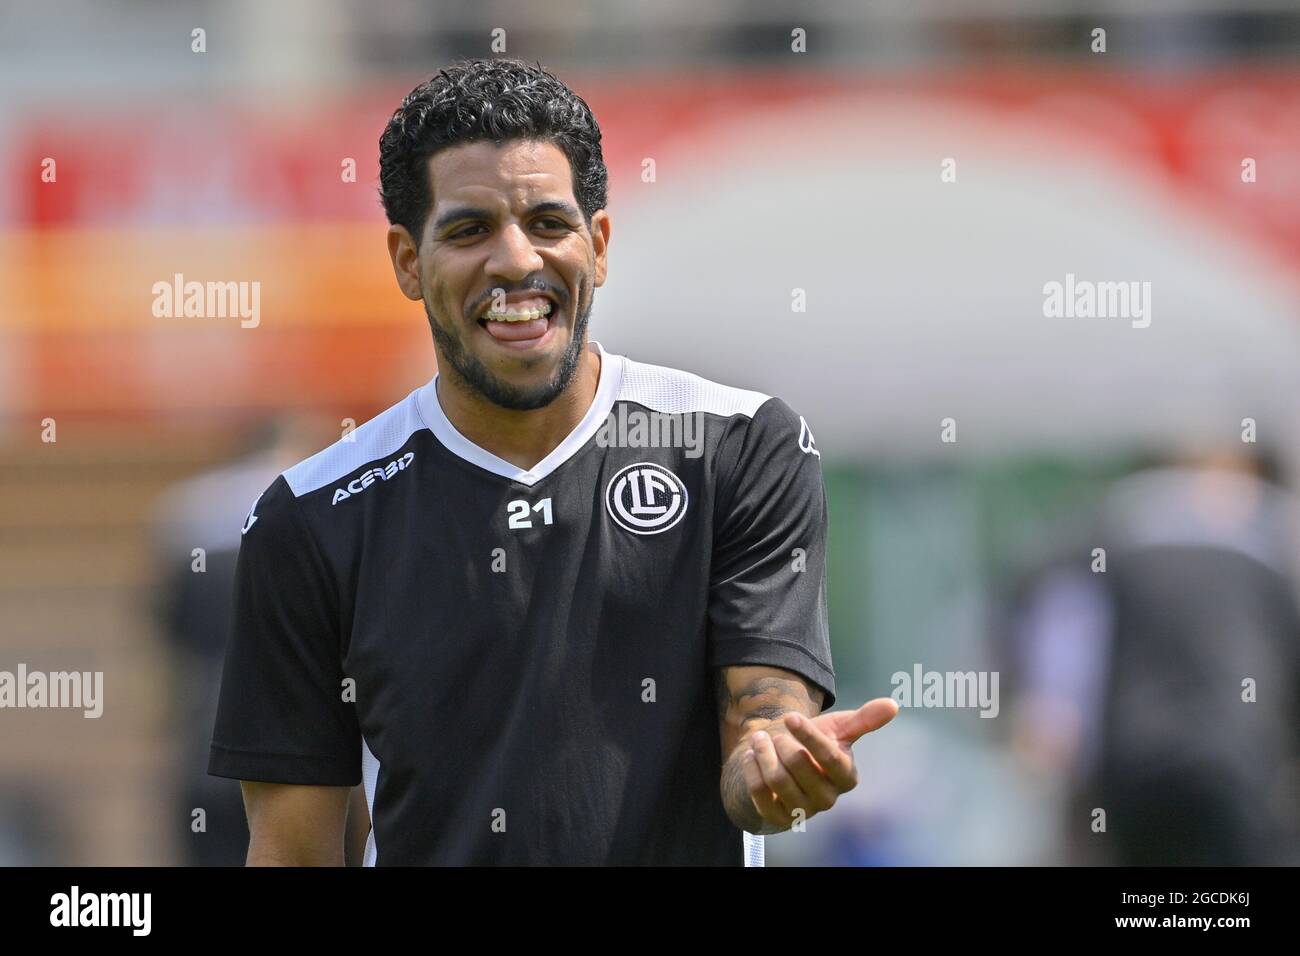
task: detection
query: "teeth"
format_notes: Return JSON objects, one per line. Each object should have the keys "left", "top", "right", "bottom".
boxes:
{"left": 485, "top": 302, "right": 553, "bottom": 322}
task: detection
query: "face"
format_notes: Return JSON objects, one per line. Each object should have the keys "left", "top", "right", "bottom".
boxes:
{"left": 388, "top": 138, "right": 610, "bottom": 411}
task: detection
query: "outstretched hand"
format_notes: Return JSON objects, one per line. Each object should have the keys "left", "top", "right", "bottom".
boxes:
{"left": 740, "top": 697, "right": 899, "bottom": 832}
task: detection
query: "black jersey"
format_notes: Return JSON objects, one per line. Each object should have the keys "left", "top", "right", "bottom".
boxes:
{"left": 209, "top": 339, "right": 836, "bottom": 866}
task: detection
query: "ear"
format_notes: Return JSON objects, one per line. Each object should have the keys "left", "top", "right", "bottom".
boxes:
{"left": 387, "top": 225, "right": 424, "bottom": 301}
{"left": 590, "top": 209, "right": 611, "bottom": 287}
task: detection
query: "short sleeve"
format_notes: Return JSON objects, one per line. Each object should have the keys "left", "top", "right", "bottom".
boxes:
{"left": 208, "top": 475, "right": 361, "bottom": 785}
{"left": 708, "top": 397, "right": 837, "bottom": 710}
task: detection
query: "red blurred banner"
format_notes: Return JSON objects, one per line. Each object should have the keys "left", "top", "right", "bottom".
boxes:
{"left": 3, "top": 68, "right": 1298, "bottom": 423}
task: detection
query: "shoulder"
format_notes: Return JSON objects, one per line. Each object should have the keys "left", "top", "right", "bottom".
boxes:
{"left": 236, "top": 385, "right": 428, "bottom": 538}
{"left": 608, "top": 348, "right": 820, "bottom": 481}
{"left": 614, "top": 351, "right": 775, "bottom": 421}
{"left": 278, "top": 386, "right": 428, "bottom": 502}
{"left": 609, "top": 348, "right": 818, "bottom": 457}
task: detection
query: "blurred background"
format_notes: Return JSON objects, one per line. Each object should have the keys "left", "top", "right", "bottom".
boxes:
{"left": 1, "top": 0, "right": 1298, "bottom": 865}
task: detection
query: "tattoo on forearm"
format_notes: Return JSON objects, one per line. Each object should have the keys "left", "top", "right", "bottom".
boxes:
{"left": 721, "top": 675, "right": 819, "bottom": 732}
{"left": 717, "top": 669, "right": 825, "bottom": 834}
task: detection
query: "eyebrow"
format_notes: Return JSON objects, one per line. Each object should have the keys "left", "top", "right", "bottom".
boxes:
{"left": 432, "top": 200, "right": 582, "bottom": 234}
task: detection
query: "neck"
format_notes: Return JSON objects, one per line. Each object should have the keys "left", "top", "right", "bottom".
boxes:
{"left": 435, "top": 343, "right": 602, "bottom": 472}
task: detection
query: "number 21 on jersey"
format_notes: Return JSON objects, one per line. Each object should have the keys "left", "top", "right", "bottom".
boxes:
{"left": 506, "top": 497, "right": 554, "bottom": 529}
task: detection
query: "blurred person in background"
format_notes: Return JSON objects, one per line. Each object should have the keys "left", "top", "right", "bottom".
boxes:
{"left": 1009, "top": 445, "right": 1300, "bottom": 865}
{"left": 151, "top": 416, "right": 352, "bottom": 865}
{"left": 0, "top": 787, "right": 65, "bottom": 866}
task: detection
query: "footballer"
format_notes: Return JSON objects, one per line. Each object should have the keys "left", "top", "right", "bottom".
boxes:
{"left": 209, "top": 58, "right": 898, "bottom": 865}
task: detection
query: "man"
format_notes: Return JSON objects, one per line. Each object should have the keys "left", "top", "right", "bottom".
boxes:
{"left": 1011, "top": 449, "right": 1300, "bottom": 866}
{"left": 209, "top": 58, "right": 898, "bottom": 865}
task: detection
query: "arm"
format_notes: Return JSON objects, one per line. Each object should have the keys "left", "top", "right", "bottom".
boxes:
{"left": 717, "top": 664, "right": 825, "bottom": 835}
{"left": 708, "top": 400, "right": 900, "bottom": 838}
{"left": 242, "top": 781, "right": 352, "bottom": 866}
{"left": 208, "top": 478, "right": 363, "bottom": 861}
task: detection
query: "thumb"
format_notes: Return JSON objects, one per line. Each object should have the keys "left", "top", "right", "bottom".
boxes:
{"left": 818, "top": 697, "right": 900, "bottom": 746}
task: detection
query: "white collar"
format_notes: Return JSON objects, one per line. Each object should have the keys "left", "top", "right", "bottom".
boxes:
{"left": 416, "top": 339, "right": 623, "bottom": 486}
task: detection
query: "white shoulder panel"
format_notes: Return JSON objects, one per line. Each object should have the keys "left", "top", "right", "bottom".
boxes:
{"left": 616, "top": 354, "right": 771, "bottom": 419}
{"left": 282, "top": 387, "right": 427, "bottom": 498}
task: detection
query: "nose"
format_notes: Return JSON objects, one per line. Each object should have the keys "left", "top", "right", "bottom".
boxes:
{"left": 485, "top": 221, "right": 544, "bottom": 280}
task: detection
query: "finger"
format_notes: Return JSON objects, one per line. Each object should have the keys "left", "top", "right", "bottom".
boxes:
{"left": 784, "top": 712, "right": 858, "bottom": 792}
{"left": 740, "top": 748, "right": 792, "bottom": 830}
{"left": 752, "top": 730, "right": 813, "bottom": 819}
{"left": 771, "top": 732, "right": 839, "bottom": 813}
{"left": 830, "top": 697, "right": 900, "bottom": 746}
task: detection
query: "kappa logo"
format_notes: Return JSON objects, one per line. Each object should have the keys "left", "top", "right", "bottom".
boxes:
{"left": 605, "top": 462, "right": 688, "bottom": 535}
{"left": 241, "top": 491, "right": 263, "bottom": 535}
{"left": 798, "top": 416, "right": 820, "bottom": 458}
{"left": 332, "top": 452, "right": 415, "bottom": 504}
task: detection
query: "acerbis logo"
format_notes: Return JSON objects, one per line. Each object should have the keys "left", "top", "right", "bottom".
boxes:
{"left": 332, "top": 452, "right": 415, "bottom": 505}
{"left": 605, "top": 462, "right": 688, "bottom": 535}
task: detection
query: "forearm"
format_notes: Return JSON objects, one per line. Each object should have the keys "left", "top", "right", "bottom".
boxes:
{"left": 716, "top": 666, "right": 826, "bottom": 835}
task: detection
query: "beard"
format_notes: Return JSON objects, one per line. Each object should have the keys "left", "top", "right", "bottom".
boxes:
{"left": 424, "top": 276, "right": 592, "bottom": 412}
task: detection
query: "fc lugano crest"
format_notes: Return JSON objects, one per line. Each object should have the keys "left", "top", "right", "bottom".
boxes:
{"left": 604, "top": 462, "right": 688, "bottom": 535}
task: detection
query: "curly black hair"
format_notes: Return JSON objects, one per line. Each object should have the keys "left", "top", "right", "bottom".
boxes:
{"left": 379, "top": 58, "right": 608, "bottom": 247}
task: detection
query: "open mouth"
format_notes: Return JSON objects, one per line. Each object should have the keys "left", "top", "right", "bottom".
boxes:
{"left": 476, "top": 296, "right": 557, "bottom": 344}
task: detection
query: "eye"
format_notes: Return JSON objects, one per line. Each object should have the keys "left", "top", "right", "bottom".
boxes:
{"left": 536, "top": 217, "right": 570, "bottom": 231}
{"left": 449, "top": 224, "right": 485, "bottom": 240}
